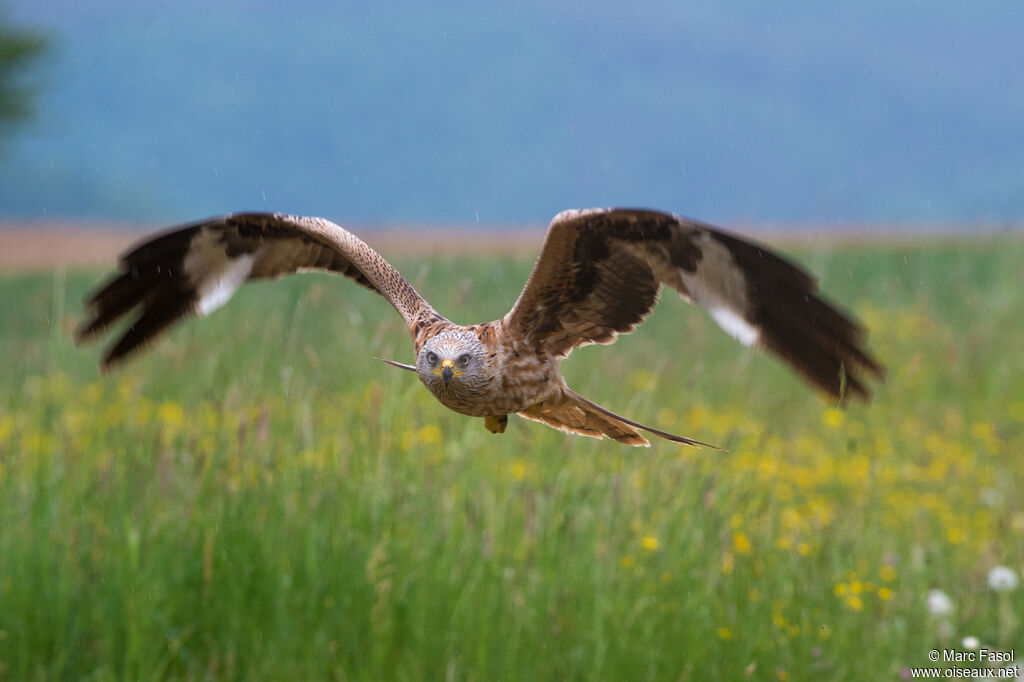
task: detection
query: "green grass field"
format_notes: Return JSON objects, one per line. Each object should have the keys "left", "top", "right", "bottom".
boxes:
{"left": 1, "top": 236, "right": 1023, "bottom": 680}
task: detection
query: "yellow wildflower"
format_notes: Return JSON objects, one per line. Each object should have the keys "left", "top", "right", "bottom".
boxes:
{"left": 946, "top": 526, "right": 966, "bottom": 544}
{"left": 822, "top": 407, "right": 845, "bottom": 428}
{"left": 157, "top": 401, "right": 184, "bottom": 429}
{"left": 732, "top": 530, "right": 752, "bottom": 555}
{"left": 416, "top": 425, "right": 441, "bottom": 444}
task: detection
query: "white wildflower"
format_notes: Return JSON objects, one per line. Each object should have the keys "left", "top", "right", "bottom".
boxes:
{"left": 926, "top": 589, "right": 955, "bottom": 617}
{"left": 987, "top": 566, "right": 1019, "bottom": 592}
{"left": 979, "top": 487, "right": 1002, "bottom": 508}
{"left": 961, "top": 636, "right": 980, "bottom": 650}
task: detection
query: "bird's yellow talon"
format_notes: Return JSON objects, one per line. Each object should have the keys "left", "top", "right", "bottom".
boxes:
{"left": 485, "top": 415, "right": 508, "bottom": 434}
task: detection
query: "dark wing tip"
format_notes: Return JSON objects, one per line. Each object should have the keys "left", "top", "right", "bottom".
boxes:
{"left": 77, "top": 224, "right": 207, "bottom": 367}
{"left": 689, "top": 229, "right": 884, "bottom": 405}
{"left": 97, "top": 290, "right": 197, "bottom": 370}
{"left": 752, "top": 286, "right": 884, "bottom": 405}
{"left": 75, "top": 271, "right": 146, "bottom": 345}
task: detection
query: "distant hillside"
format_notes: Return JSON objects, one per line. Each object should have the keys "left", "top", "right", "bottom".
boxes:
{"left": 1, "top": 0, "right": 1022, "bottom": 225}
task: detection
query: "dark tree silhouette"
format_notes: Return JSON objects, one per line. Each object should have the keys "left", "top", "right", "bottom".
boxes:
{"left": 0, "top": 14, "right": 46, "bottom": 138}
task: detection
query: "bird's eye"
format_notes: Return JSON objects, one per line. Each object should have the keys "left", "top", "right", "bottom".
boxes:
{"left": 427, "top": 352, "right": 437, "bottom": 365}
{"left": 458, "top": 354, "right": 470, "bottom": 367}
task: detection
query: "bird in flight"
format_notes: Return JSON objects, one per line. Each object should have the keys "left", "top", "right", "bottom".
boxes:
{"left": 77, "top": 208, "right": 883, "bottom": 447}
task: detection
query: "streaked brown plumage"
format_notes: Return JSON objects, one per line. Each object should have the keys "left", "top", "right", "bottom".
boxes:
{"left": 77, "top": 208, "right": 884, "bottom": 447}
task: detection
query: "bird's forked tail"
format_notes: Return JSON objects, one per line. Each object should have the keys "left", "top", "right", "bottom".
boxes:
{"left": 517, "top": 388, "right": 717, "bottom": 448}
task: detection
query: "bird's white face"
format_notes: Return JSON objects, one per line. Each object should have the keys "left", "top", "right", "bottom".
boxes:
{"left": 416, "top": 331, "right": 489, "bottom": 403}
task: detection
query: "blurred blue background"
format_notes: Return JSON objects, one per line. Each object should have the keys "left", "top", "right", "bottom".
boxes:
{"left": 1, "top": 0, "right": 1022, "bottom": 227}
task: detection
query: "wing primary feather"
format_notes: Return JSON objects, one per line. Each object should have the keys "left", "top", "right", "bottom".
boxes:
{"left": 77, "top": 268, "right": 172, "bottom": 342}
{"left": 702, "top": 229, "right": 885, "bottom": 400}
{"left": 78, "top": 213, "right": 437, "bottom": 369}
{"left": 77, "top": 226, "right": 200, "bottom": 343}
{"left": 120, "top": 224, "right": 204, "bottom": 266}
{"left": 99, "top": 281, "right": 197, "bottom": 369}
{"left": 504, "top": 208, "right": 884, "bottom": 403}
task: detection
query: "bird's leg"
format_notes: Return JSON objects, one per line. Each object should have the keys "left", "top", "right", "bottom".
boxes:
{"left": 484, "top": 414, "right": 508, "bottom": 434}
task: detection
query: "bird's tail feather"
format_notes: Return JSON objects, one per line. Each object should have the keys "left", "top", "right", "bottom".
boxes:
{"left": 518, "top": 389, "right": 716, "bottom": 448}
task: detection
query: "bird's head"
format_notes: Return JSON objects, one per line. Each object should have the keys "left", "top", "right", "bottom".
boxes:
{"left": 416, "top": 330, "right": 488, "bottom": 398}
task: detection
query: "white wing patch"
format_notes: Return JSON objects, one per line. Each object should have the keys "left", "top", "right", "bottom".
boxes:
{"left": 623, "top": 230, "right": 760, "bottom": 348}
{"left": 184, "top": 227, "right": 257, "bottom": 316}
{"left": 673, "top": 230, "right": 760, "bottom": 346}
{"left": 709, "top": 306, "right": 759, "bottom": 346}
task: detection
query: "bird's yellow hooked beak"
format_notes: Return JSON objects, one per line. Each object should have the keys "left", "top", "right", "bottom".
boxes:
{"left": 432, "top": 358, "right": 464, "bottom": 386}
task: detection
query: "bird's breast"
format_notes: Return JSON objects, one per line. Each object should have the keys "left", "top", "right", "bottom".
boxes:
{"left": 427, "top": 348, "right": 561, "bottom": 417}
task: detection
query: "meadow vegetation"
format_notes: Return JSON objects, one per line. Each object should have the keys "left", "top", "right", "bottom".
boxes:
{"left": 1, "top": 236, "right": 1022, "bottom": 680}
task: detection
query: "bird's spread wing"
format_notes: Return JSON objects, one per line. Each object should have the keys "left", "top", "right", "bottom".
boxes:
{"left": 503, "top": 208, "right": 884, "bottom": 401}
{"left": 76, "top": 213, "right": 435, "bottom": 368}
